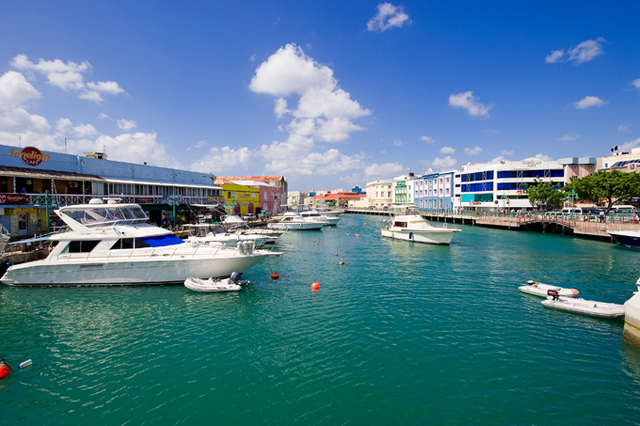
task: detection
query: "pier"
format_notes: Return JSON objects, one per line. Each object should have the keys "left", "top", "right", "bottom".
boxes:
{"left": 344, "top": 208, "right": 640, "bottom": 240}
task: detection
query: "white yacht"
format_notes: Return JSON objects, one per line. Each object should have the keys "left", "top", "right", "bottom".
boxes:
{"left": 299, "top": 210, "right": 341, "bottom": 226}
{"left": 182, "top": 224, "right": 273, "bottom": 248}
{"left": 381, "top": 205, "right": 461, "bottom": 245}
{"left": 268, "top": 212, "right": 324, "bottom": 231}
{"left": 222, "top": 214, "right": 283, "bottom": 242}
{"left": 0, "top": 199, "right": 280, "bottom": 287}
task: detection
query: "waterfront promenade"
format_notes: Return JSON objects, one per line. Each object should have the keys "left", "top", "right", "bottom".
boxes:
{"left": 344, "top": 208, "right": 640, "bottom": 240}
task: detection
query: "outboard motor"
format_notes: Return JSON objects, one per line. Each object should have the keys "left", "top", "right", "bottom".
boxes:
{"left": 547, "top": 289, "right": 559, "bottom": 301}
{"left": 229, "top": 271, "right": 249, "bottom": 286}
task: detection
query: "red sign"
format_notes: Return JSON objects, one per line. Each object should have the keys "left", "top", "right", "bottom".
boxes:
{"left": 2, "top": 194, "right": 27, "bottom": 204}
{"left": 11, "top": 147, "right": 51, "bottom": 167}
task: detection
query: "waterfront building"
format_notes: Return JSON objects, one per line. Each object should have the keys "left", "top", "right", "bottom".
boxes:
{"left": 556, "top": 157, "right": 597, "bottom": 183}
{"left": 453, "top": 157, "right": 564, "bottom": 211}
{"left": 215, "top": 180, "right": 260, "bottom": 215}
{"left": 598, "top": 147, "right": 640, "bottom": 173}
{"left": 413, "top": 170, "right": 456, "bottom": 211}
{"left": 366, "top": 179, "right": 392, "bottom": 209}
{"left": 215, "top": 176, "right": 287, "bottom": 215}
{"left": 0, "top": 144, "right": 223, "bottom": 237}
{"left": 308, "top": 191, "right": 365, "bottom": 209}
{"left": 392, "top": 174, "right": 415, "bottom": 205}
{"left": 351, "top": 185, "right": 365, "bottom": 195}
{"left": 287, "top": 191, "right": 308, "bottom": 206}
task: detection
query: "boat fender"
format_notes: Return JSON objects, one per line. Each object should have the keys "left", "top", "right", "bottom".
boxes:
{"left": 409, "top": 232, "right": 413, "bottom": 240}
{"left": 0, "top": 359, "right": 11, "bottom": 380}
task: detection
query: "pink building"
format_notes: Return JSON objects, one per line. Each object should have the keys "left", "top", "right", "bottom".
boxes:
{"left": 215, "top": 176, "right": 288, "bottom": 214}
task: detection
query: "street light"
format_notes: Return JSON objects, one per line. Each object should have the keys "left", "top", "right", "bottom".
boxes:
{"left": 33, "top": 190, "right": 58, "bottom": 233}
{"left": 167, "top": 195, "right": 180, "bottom": 227}
{"left": 566, "top": 189, "right": 578, "bottom": 221}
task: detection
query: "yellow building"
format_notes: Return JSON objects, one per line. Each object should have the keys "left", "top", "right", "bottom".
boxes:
{"left": 220, "top": 183, "right": 260, "bottom": 216}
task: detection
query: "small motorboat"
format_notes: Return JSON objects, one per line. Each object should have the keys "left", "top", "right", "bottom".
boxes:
{"left": 542, "top": 290, "right": 625, "bottom": 319}
{"left": 519, "top": 280, "right": 579, "bottom": 298}
{"left": 184, "top": 272, "right": 250, "bottom": 293}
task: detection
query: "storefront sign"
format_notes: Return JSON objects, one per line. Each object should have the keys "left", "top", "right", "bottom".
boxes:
{"left": 11, "top": 147, "right": 51, "bottom": 167}
{"left": 0, "top": 194, "right": 27, "bottom": 204}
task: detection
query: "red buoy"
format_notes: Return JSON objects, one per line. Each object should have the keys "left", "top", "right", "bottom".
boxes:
{"left": 0, "top": 360, "right": 11, "bottom": 380}
{"left": 356, "top": 234, "right": 360, "bottom": 237}
{"left": 311, "top": 281, "right": 320, "bottom": 291}
{"left": 364, "top": 223, "right": 367, "bottom": 226}
{"left": 271, "top": 273, "right": 279, "bottom": 279}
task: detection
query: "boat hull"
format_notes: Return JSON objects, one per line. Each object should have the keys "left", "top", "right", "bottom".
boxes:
{"left": 608, "top": 231, "right": 640, "bottom": 248}
{"left": 381, "top": 228, "right": 459, "bottom": 245}
{"left": 268, "top": 223, "right": 323, "bottom": 231}
{"left": 541, "top": 298, "right": 625, "bottom": 319}
{"left": 0, "top": 252, "right": 270, "bottom": 287}
{"left": 519, "top": 282, "right": 579, "bottom": 298}
{"left": 184, "top": 277, "right": 242, "bottom": 292}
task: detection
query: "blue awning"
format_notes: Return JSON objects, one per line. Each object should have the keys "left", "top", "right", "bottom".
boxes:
{"left": 139, "top": 234, "right": 184, "bottom": 247}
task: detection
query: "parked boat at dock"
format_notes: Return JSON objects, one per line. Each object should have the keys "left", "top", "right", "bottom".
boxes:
{"left": 182, "top": 223, "right": 272, "bottom": 248}
{"left": 607, "top": 230, "right": 640, "bottom": 248}
{"left": 381, "top": 205, "right": 460, "bottom": 245}
{"left": 184, "top": 272, "right": 250, "bottom": 293}
{"left": 299, "top": 210, "right": 341, "bottom": 226}
{"left": 519, "top": 280, "right": 579, "bottom": 298}
{"left": 268, "top": 212, "right": 324, "bottom": 231}
{"left": 0, "top": 199, "right": 280, "bottom": 287}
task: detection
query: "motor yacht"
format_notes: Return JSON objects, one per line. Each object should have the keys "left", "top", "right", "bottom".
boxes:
{"left": 222, "top": 214, "right": 283, "bottom": 242}
{"left": 0, "top": 199, "right": 280, "bottom": 286}
{"left": 299, "top": 210, "right": 341, "bottom": 226}
{"left": 182, "top": 224, "right": 273, "bottom": 248}
{"left": 381, "top": 205, "right": 461, "bottom": 245}
{"left": 268, "top": 212, "right": 324, "bottom": 231}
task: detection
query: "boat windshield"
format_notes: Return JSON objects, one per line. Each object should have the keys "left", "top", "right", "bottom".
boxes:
{"left": 60, "top": 205, "right": 148, "bottom": 227}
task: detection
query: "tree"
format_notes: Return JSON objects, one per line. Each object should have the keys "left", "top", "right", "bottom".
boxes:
{"left": 525, "top": 179, "right": 565, "bottom": 210}
{"left": 565, "top": 170, "right": 640, "bottom": 213}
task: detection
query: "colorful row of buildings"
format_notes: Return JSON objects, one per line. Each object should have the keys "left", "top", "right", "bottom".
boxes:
{"left": 288, "top": 148, "right": 640, "bottom": 213}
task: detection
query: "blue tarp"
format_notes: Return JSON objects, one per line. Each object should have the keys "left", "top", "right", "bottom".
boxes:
{"left": 139, "top": 234, "right": 184, "bottom": 247}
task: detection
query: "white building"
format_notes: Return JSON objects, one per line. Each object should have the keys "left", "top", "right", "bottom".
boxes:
{"left": 598, "top": 147, "right": 640, "bottom": 172}
{"left": 454, "top": 157, "right": 564, "bottom": 211}
{"left": 287, "top": 191, "right": 308, "bottom": 206}
{"left": 366, "top": 179, "right": 393, "bottom": 209}
{"left": 392, "top": 174, "right": 415, "bottom": 205}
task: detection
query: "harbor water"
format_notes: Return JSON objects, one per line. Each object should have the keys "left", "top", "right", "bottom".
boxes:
{"left": 2, "top": 214, "right": 640, "bottom": 425}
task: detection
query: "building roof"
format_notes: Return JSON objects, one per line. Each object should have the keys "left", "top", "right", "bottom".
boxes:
{"left": 0, "top": 165, "right": 104, "bottom": 182}
{"left": 215, "top": 176, "right": 285, "bottom": 185}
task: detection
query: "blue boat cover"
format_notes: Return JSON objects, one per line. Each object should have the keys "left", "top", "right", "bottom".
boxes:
{"left": 139, "top": 234, "right": 185, "bottom": 247}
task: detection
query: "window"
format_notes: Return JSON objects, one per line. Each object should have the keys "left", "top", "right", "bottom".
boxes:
{"left": 68, "top": 240, "right": 101, "bottom": 253}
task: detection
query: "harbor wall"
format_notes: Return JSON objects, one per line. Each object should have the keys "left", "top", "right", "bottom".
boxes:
{"left": 623, "top": 294, "right": 640, "bottom": 348}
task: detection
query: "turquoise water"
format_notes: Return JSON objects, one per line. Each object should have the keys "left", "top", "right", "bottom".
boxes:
{"left": 2, "top": 214, "right": 640, "bottom": 425}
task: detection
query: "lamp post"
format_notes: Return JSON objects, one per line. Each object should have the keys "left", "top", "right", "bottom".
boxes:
{"left": 33, "top": 190, "right": 58, "bottom": 233}
{"left": 566, "top": 189, "right": 578, "bottom": 221}
{"left": 167, "top": 195, "right": 180, "bottom": 227}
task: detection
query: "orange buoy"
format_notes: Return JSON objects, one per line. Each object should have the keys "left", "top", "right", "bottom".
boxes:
{"left": 356, "top": 234, "right": 359, "bottom": 237}
{"left": 335, "top": 253, "right": 338, "bottom": 256}
{"left": 311, "top": 281, "right": 320, "bottom": 291}
{"left": 0, "top": 360, "right": 11, "bottom": 380}
{"left": 339, "top": 258, "right": 345, "bottom": 265}
{"left": 271, "top": 273, "right": 279, "bottom": 279}
{"left": 364, "top": 223, "right": 367, "bottom": 226}
{"left": 315, "top": 242, "right": 318, "bottom": 245}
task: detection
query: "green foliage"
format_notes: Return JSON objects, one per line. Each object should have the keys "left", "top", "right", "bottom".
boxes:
{"left": 565, "top": 170, "right": 640, "bottom": 213}
{"left": 524, "top": 179, "right": 564, "bottom": 210}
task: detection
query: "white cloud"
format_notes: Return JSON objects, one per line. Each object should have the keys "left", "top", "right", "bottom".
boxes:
{"left": 190, "top": 146, "right": 255, "bottom": 173}
{"left": 557, "top": 134, "right": 580, "bottom": 141}
{"left": 431, "top": 156, "right": 458, "bottom": 170}
{"left": 535, "top": 154, "right": 553, "bottom": 161}
{"left": 449, "top": 91, "right": 492, "bottom": 118}
{"left": 195, "top": 140, "right": 207, "bottom": 148}
{"left": 10, "top": 54, "right": 126, "bottom": 103}
{"left": 91, "top": 132, "right": 180, "bottom": 168}
{"left": 545, "top": 50, "right": 564, "bottom": 63}
{"left": 619, "top": 138, "right": 640, "bottom": 153}
{"left": 393, "top": 140, "right": 403, "bottom": 146}
{"left": 632, "top": 79, "right": 640, "bottom": 90}
{"left": 117, "top": 119, "right": 137, "bottom": 131}
{"left": 573, "top": 96, "right": 608, "bottom": 109}
{"left": 364, "top": 162, "right": 405, "bottom": 180}
{"left": 440, "top": 146, "right": 455, "bottom": 154}
{"left": 72, "top": 123, "right": 98, "bottom": 138}
{"left": 501, "top": 150, "right": 514, "bottom": 157}
{"left": 567, "top": 37, "right": 605, "bottom": 64}
{"left": 248, "top": 43, "right": 371, "bottom": 177}
{"left": 464, "top": 146, "right": 484, "bottom": 155}
{"left": 545, "top": 38, "right": 605, "bottom": 65}
{"left": 421, "top": 136, "right": 434, "bottom": 144}
{"left": 98, "top": 113, "right": 108, "bottom": 120}
{"left": 619, "top": 124, "right": 630, "bottom": 133}
{"left": 366, "top": 3, "right": 411, "bottom": 33}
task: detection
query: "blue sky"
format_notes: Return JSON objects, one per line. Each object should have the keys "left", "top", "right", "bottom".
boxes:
{"left": 0, "top": 1, "right": 638, "bottom": 191}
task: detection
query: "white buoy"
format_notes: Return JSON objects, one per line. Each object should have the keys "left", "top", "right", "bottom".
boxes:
{"left": 18, "top": 359, "right": 32, "bottom": 369}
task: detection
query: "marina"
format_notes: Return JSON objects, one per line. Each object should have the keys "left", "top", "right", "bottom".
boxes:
{"left": 2, "top": 214, "right": 640, "bottom": 424}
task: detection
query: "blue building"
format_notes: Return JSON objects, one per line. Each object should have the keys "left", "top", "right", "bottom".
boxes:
{"left": 0, "top": 144, "right": 223, "bottom": 236}
{"left": 412, "top": 170, "right": 456, "bottom": 211}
